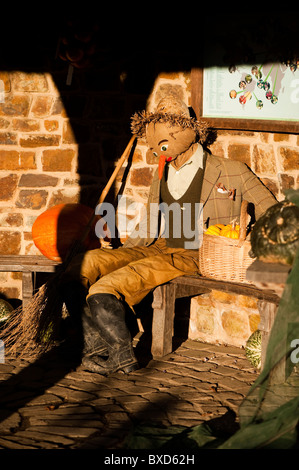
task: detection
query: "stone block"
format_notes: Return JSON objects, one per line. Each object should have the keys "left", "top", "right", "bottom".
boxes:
{"left": 279, "top": 147, "right": 299, "bottom": 171}
{"left": 11, "top": 72, "right": 48, "bottom": 92}
{"left": 278, "top": 173, "right": 295, "bottom": 191}
{"left": 227, "top": 144, "right": 251, "bottom": 165}
{"left": 273, "top": 133, "right": 290, "bottom": 142}
{"left": 0, "top": 174, "right": 18, "bottom": 200}
{"left": 221, "top": 310, "right": 249, "bottom": 340}
{"left": 0, "top": 151, "right": 36, "bottom": 170}
{"left": 0, "top": 95, "right": 31, "bottom": 117}
{"left": 16, "top": 190, "right": 48, "bottom": 210}
{"left": 19, "top": 174, "right": 58, "bottom": 187}
{"left": 130, "top": 167, "right": 153, "bottom": 187}
{"left": 153, "top": 84, "right": 184, "bottom": 109}
{"left": 258, "top": 132, "right": 270, "bottom": 143}
{"left": 0, "top": 118, "right": 10, "bottom": 129}
{"left": 12, "top": 119, "right": 40, "bottom": 132}
{"left": 209, "top": 142, "right": 225, "bottom": 158}
{"left": 30, "top": 96, "right": 53, "bottom": 118}
{"left": 20, "top": 135, "right": 60, "bottom": 148}
{"left": 189, "top": 304, "right": 215, "bottom": 336}
{"left": 211, "top": 290, "right": 237, "bottom": 304}
{"left": 195, "top": 293, "right": 213, "bottom": 306}
{"left": 132, "top": 149, "right": 143, "bottom": 163}
{"left": 238, "top": 295, "right": 258, "bottom": 309}
{"left": 48, "top": 189, "right": 80, "bottom": 206}
{"left": 44, "top": 120, "right": 59, "bottom": 132}
{"left": 0, "top": 231, "right": 21, "bottom": 254}
{"left": 0, "top": 212, "right": 23, "bottom": 227}
{"left": 42, "top": 149, "right": 76, "bottom": 172}
{"left": 0, "top": 286, "right": 20, "bottom": 299}
{"left": 0, "top": 132, "right": 17, "bottom": 145}
{"left": 11, "top": 271, "right": 22, "bottom": 280}
{"left": 252, "top": 144, "right": 276, "bottom": 175}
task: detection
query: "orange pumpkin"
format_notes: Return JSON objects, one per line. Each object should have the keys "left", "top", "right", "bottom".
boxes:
{"left": 205, "top": 224, "right": 226, "bottom": 236}
{"left": 220, "top": 223, "right": 240, "bottom": 239}
{"left": 32, "top": 203, "right": 104, "bottom": 262}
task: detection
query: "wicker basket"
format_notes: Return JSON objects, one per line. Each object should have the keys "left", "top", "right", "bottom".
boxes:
{"left": 198, "top": 201, "right": 255, "bottom": 283}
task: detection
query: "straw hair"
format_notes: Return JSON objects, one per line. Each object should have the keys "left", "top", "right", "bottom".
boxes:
{"left": 131, "top": 95, "right": 210, "bottom": 144}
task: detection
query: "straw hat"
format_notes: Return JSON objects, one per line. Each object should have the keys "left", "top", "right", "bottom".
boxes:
{"left": 131, "top": 94, "right": 209, "bottom": 144}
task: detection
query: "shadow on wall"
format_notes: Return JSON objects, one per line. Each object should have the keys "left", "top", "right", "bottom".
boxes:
{"left": 0, "top": 13, "right": 298, "bottom": 447}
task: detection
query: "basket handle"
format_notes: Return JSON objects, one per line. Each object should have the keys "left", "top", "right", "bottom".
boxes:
{"left": 238, "top": 200, "right": 249, "bottom": 247}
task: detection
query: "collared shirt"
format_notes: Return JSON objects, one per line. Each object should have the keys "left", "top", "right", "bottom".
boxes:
{"left": 166, "top": 144, "right": 204, "bottom": 200}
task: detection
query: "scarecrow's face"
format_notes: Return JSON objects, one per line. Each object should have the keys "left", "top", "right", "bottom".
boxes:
{"left": 146, "top": 122, "right": 196, "bottom": 161}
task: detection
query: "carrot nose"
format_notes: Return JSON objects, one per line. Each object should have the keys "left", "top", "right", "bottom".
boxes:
{"left": 158, "top": 155, "right": 172, "bottom": 180}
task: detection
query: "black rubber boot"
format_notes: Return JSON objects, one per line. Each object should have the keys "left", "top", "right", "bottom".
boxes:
{"left": 81, "top": 312, "right": 108, "bottom": 358}
{"left": 60, "top": 281, "right": 108, "bottom": 357}
{"left": 81, "top": 293, "right": 139, "bottom": 375}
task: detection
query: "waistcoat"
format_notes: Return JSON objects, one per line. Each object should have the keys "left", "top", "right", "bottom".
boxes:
{"left": 160, "top": 160, "right": 205, "bottom": 249}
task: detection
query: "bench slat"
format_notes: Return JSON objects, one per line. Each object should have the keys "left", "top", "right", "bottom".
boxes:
{"left": 0, "top": 255, "right": 60, "bottom": 272}
{"left": 170, "top": 275, "right": 280, "bottom": 304}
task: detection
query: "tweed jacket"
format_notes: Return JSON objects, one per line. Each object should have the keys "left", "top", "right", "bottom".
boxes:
{"left": 123, "top": 151, "right": 277, "bottom": 248}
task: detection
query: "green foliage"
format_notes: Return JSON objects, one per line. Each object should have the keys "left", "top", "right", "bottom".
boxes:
{"left": 250, "top": 200, "right": 299, "bottom": 266}
{"left": 0, "top": 299, "right": 13, "bottom": 324}
{"left": 245, "top": 330, "right": 262, "bottom": 370}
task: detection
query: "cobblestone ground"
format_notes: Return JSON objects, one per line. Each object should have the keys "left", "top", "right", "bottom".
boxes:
{"left": 0, "top": 339, "right": 258, "bottom": 449}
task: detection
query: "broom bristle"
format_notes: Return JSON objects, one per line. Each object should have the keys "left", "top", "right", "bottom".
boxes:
{"left": 0, "top": 280, "right": 63, "bottom": 359}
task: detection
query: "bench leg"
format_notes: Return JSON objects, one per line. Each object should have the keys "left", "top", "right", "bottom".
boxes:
{"left": 258, "top": 300, "right": 285, "bottom": 383}
{"left": 22, "top": 271, "right": 33, "bottom": 309}
{"left": 151, "top": 284, "right": 176, "bottom": 358}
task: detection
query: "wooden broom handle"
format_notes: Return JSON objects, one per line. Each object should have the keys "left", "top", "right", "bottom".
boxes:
{"left": 97, "top": 135, "right": 136, "bottom": 206}
{"left": 65, "top": 135, "right": 136, "bottom": 259}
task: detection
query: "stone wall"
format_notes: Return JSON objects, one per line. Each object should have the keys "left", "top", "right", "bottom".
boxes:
{"left": 0, "top": 66, "right": 298, "bottom": 347}
{"left": 0, "top": 63, "right": 145, "bottom": 300}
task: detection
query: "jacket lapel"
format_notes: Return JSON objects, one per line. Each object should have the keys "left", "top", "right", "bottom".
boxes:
{"left": 200, "top": 152, "right": 222, "bottom": 205}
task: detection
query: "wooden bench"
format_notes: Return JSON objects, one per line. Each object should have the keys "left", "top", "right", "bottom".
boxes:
{"left": 151, "top": 260, "right": 290, "bottom": 381}
{"left": 0, "top": 255, "right": 290, "bottom": 382}
{"left": 0, "top": 255, "right": 60, "bottom": 308}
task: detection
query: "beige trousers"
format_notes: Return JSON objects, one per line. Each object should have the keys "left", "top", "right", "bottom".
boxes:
{"left": 63, "top": 238, "right": 199, "bottom": 307}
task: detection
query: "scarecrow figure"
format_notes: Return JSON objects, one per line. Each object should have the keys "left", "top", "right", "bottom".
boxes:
{"left": 61, "top": 94, "right": 276, "bottom": 375}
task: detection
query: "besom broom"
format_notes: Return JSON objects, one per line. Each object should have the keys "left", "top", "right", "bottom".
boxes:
{"left": 0, "top": 136, "right": 137, "bottom": 359}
